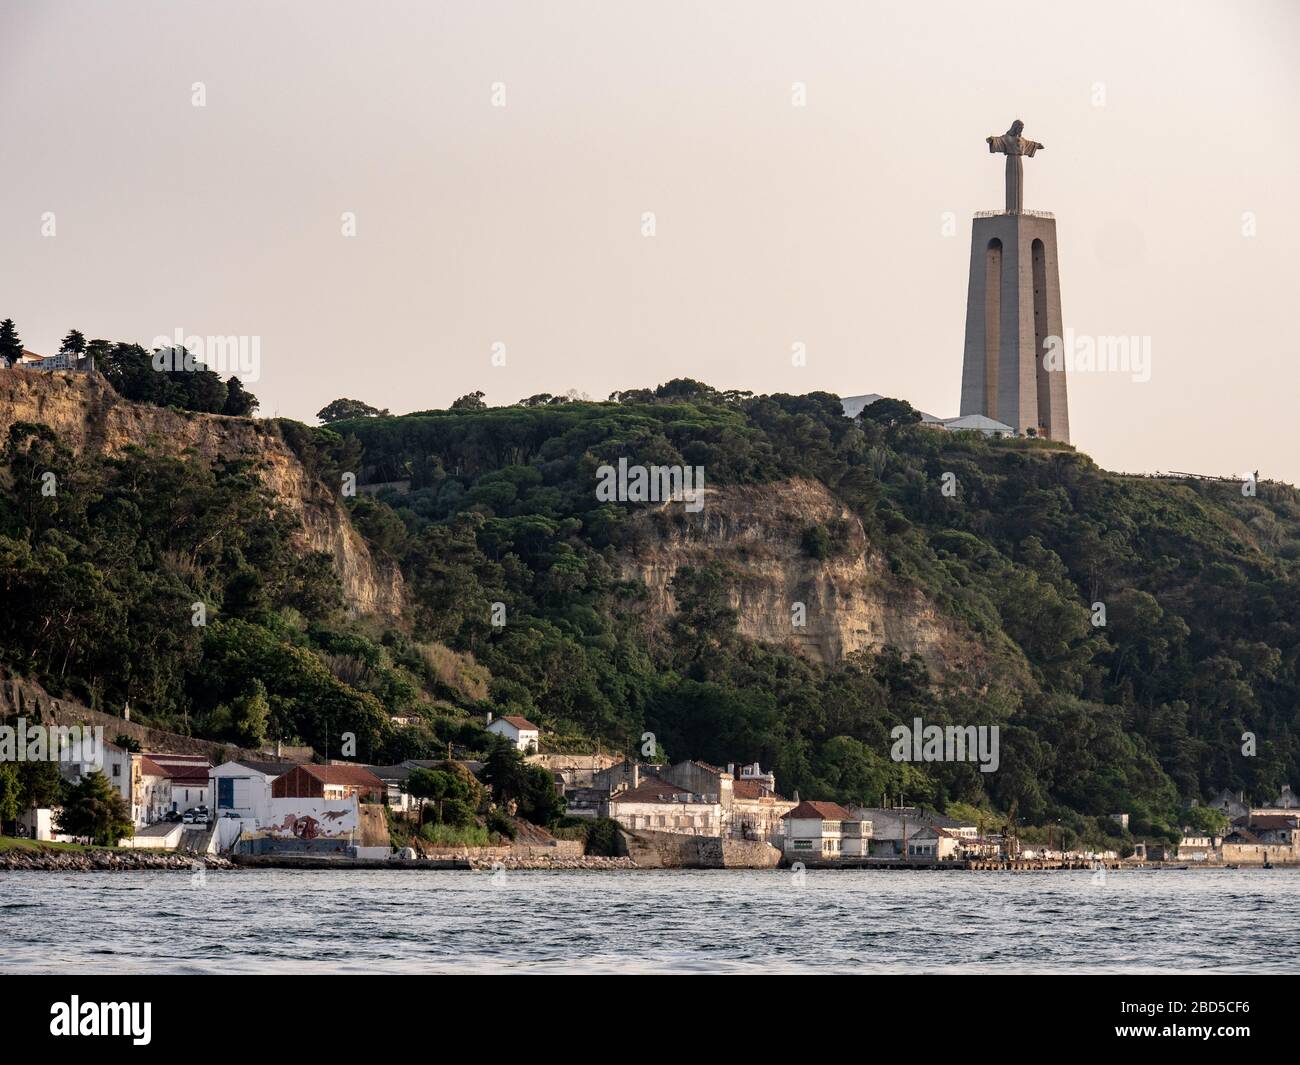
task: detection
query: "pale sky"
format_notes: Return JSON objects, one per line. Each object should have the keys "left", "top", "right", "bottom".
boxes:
{"left": 3, "top": 0, "right": 1298, "bottom": 483}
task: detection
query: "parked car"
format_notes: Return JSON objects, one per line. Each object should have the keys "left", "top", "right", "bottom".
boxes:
{"left": 165, "top": 810, "right": 183, "bottom": 823}
{"left": 223, "top": 811, "right": 240, "bottom": 819}
{"left": 181, "top": 811, "right": 196, "bottom": 824}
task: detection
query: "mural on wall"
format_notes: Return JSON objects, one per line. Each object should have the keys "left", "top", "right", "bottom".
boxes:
{"left": 240, "top": 799, "right": 358, "bottom": 840}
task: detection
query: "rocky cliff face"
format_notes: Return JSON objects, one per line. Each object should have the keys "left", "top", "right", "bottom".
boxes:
{"left": 0, "top": 369, "right": 404, "bottom": 619}
{"left": 620, "top": 478, "right": 1000, "bottom": 682}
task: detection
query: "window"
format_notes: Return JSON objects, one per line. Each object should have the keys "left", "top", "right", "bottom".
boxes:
{"left": 112, "top": 764, "right": 120, "bottom": 777}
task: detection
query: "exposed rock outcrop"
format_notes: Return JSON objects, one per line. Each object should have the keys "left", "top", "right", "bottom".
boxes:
{"left": 620, "top": 478, "right": 998, "bottom": 681}
{"left": 0, "top": 369, "right": 403, "bottom": 619}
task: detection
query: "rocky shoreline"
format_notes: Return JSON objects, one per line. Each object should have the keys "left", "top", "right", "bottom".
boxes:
{"left": 1, "top": 850, "right": 234, "bottom": 872}
{"left": 464, "top": 854, "right": 637, "bottom": 871}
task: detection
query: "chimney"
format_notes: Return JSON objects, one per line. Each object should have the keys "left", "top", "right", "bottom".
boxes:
{"left": 486, "top": 711, "right": 493, "bottom": 725}
{"left": 727, "top": 763, "right": 734, "bottom": 776}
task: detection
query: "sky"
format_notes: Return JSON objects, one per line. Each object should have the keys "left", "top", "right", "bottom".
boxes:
{"left": 2, "top": 0, "right": 1298, "bottom": 484}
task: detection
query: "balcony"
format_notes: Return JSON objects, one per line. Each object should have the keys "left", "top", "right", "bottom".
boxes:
{"left": 974, "top": 209, "right": 1055, "bottom": 219}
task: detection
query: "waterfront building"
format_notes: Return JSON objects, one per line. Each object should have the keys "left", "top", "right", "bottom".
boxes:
{"left": 272, "top": 763, "right": 385, "bottom": 803}
{"left": 663, "top": 760, "right": 733, "bottom": 809}
{"left": 57, "top": 738, "right": 133, "bottom": 813}
{"left": 209, "top": 759, "right": 300, "bottom": 821}
{"left": 606, "top": 776, "right": 722, "bottom": 836}
{"left": 132, "top": 755, "right": 172, "bottom": 826}
{"left": 144, "top": 753, "right": 213, "bottom": 814}
{"left": 781, "top": 801, "right": 871, "bottom": 859}
{"left": 1176, "top": 830, "right": 1221, "bottom": 862}
{"left": 730, "top": 778, "right": 797, "bottom": 846}
{"left": 904, "top": 825, "right": 960, "bottom": 860}
{"left": 852, "top": 806, "right": 977, "bottom": 859}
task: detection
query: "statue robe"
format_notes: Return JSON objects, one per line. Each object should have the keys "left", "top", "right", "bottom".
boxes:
{"left": 987, "top": 134, "right": 1044, "bottom": 213}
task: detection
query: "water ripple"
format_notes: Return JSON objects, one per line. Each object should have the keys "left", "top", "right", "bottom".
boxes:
{"left": 0, "top": 867, "right": 1296, "bottom": 973}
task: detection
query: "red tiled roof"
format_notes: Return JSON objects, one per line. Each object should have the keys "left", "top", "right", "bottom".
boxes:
{"left": 497, "top": 715, "right": 539, "bottom": 732}
{"left": 137, "top": 756, "right": 167, "bottom": 777}
{"left": 163, "top": 769, "right": 209, "bottom": 785}
{"left": 609, "top": 777, "right": 696, "bottom": 804}
{"left": 732, "top": 779, "right": 786, "bottom": 801}
{"left": 296, "top": 764, "right": 384, "bottom": 788}
{"left": 145, "top": 753, "right": 212, "bottom": 784}
{"left": 782, "top": 800, "right": 855, "bottom": 821}
{"left": 146, "top": 753, "right": 210, "bottom": 765}
{"left": 1244, "top": 815, "right": 1300, "bottom": 829}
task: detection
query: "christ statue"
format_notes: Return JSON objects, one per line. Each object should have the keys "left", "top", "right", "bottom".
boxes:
{"left": 986, "top": 119, "right": 1044, "bottom": 213}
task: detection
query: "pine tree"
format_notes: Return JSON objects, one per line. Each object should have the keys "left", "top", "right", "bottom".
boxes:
{"left": 55, "top": 771, "right": 133, "bottom": 845}
{"left": 0, "top": 318, "right": 22, "bottom": 366}
{"left": 222, "top": 375, "right": 260, "bottom": 417}
{"left": 59, "top": 329, "right": 87, "bottom": 355}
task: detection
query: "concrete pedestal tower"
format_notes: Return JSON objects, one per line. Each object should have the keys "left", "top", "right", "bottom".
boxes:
{"left": 958, "top": 120, "right": 1070, "bottom": 443}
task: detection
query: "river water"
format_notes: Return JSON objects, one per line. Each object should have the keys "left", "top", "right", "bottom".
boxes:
{"left": 1, "top": 867, "right": 1295, "bottom": 973}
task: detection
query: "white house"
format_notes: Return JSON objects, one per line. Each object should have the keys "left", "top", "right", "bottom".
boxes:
{"left": 782, "top": 801, "right": 872, "bottom": 859}
{"left": 209, "top": 760, "right": 295, "bottom": 822}
{"left": 58, "top": 738, "right": 133, "bottom": 811}
{"left": 132, "top": 755, "right": 172, "bottom": 826}
{"left": 606, "top": 776, "right": 723, "bottom": 836}
{"left": 486, "top": 714, "right": 540, "bottom": 753}
{"left": 146, "top": 753, "right": 213, "bottom": 814}
{"left": 905, "top": 825, "right": 961, "bottom": 860}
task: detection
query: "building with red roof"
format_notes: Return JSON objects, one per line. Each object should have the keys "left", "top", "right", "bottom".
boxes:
{"left": 271, "top": 763, "right": 385, "bottom": 803}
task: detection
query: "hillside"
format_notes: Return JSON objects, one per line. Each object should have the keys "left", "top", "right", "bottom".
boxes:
{"left": 2, "top": 372, "right": 1298, "bottom": 847}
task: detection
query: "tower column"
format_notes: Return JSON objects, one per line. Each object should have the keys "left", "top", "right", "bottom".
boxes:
{"left": 958, "top": 120, "right": 1070, "bottom": 443}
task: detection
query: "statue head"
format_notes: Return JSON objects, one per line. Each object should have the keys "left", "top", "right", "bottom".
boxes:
{"left": 1008, "top": 119, "right": 1025, "bottom": 137}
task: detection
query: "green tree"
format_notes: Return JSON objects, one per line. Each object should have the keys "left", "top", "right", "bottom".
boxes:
{"left": 230, "top": 680, "right": 271, "bottom": 747}
{"left": 0, "top": 318, "right": 22, "bottom": 366}
{"left": 317, "top": 398, "right": 387, "bottom": 424}
{"left": 857, "top": 396, "right": 921, "bottom": 431}
{"left": 450, "top": 391, "right": 487, "bottom": 410}
{"left": 1183, "top": 805, "right": 1229, "bottom": 838}
{"left": 0, "top": 763, "right": 21, "bottom": 826}
{"left": 406, "top": 765, "right": 478, "bottom": 826}
{"left": 60, "top": 329, "right": 87, "bottom": 356}
{"left": 518, "top": 762, "right": 565, "bottom": 825}
{"left": 55, "top": 771, "right": 133, "bottom": 845}
{"left": 17, "top": 760, "right": 64, "bottom": 810}
{"left": 222, "top": 375, "right": 260, "bottom": 417}
{"left": 482, "top": 741, "right": 529, "bottom": 805}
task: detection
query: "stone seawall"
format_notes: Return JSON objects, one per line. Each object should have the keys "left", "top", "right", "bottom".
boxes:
{"left": 1, "top": 849, "right": 233, "bottom": 872}
{"left": 616, "top": 829, "right": 781, "bottom": 868}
